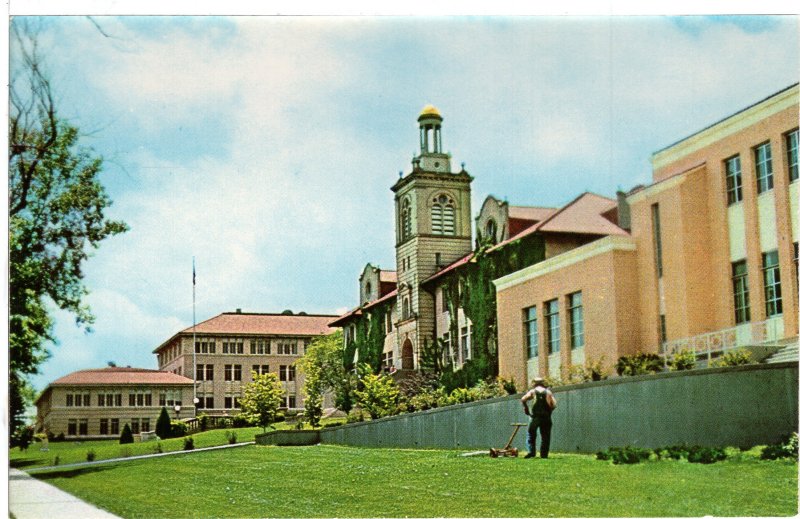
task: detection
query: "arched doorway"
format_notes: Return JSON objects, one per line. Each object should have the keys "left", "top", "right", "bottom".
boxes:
{"left": 401, "top": 339, "right": 414, "bottom": 370}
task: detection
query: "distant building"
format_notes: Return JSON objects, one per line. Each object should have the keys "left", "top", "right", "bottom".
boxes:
{"left": 495, "top": 83, "right": 799, "bottom": 385}
{"left": 34, "top": 367, "right": 194, "bottom": 439}
{"left": 153, "top": 310, "right": 336, "bottom": 414}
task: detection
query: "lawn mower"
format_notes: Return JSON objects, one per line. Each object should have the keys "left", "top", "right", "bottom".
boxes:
{"left": 489, "top": 423, "right": 527, "bottom": 458}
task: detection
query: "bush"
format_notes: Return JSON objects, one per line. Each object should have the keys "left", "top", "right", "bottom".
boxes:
{"left": 198, "top": 414, "right": 209, "bottom": 432}
{"left": 53, "top": 455, "right": 60, "bottom": 466}
{"left": 156, "top": 407, "right": 172, "bottom": 439}
{"left": 607, "top": 446, "right": 653, "bottom": 464}
{"left": 183, "top": 436, "right": 195, "bottom": 450}
{"left": 354, "top": 373, "right": 401, "bottom": 419}
{"left": 656, "top": 445, "right": 690, "bottom": 460}
{"left": 616, "top": 352, "right": 663, "bottom": 376}
{"left": 153, "top": 442, "right": 164, "bottom": 454}
{"left": 55, "top": 432, "right": 65, "bottom": 442}
{"left": 225, "top": 431, "right": 238, "bottom": 445}
{"left": 761, "top": 433, "right": 799, "bottom": 460}
{"left": 567, "top": 358, "right": 610, "bottom": 384}
{"left": 710, "top": 349, "right": 752, "bottom": 368}
{"left": 346, "top": 410, "right": 365, "bottom": 423}
{"left": 170, "top": 421, "right": 188, "bottom": 438}
{"left": 119, "top": 423, "right": 134, "bottom": 444}
{"left": 667, "top": 349, "right": 696, "bottom": 371}
{"left": 86, "top": 449, "right": 96, "bottom": 462}
{"left": 406, "top": 386, "right": 447, "bottom": 412}
{"left": 232, "top": 414, "right": 251, "bottom": 428}
{"left": 12, "top": 425, "right": 35, "bottom": 450}
{"left": 687, "top": 445, "right": 727, "bottom": 464}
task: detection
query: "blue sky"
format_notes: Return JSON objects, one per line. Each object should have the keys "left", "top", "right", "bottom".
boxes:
{"left": 10, "top": 15, "right": 799, "bottom": 392}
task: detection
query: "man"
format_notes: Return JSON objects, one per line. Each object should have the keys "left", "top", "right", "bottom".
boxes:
{"left": 521, "top": 377, "right": 557, "bottom": 458}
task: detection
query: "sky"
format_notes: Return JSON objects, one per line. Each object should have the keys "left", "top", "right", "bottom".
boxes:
{"left": 7, "top": 14, "right": 799, "bottom": 393}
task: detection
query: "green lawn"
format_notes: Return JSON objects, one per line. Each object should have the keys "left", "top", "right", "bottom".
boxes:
{"left": 9, "top": 426, "right": 270, "bottom": 469}
{"left": 28, "top": 444, "right": 798, "bottom": 518}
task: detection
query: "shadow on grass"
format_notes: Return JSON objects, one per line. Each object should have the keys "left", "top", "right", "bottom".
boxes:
{"left": 33, "top": 465, "right": 115, "bottom": 480}
{"left": 10, "top": 458, "right": 46, "bottom": 468}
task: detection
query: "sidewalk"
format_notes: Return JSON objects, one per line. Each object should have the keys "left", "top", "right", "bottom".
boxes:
{"left": 9, "top": 468, "right": 121, "bottom": 519}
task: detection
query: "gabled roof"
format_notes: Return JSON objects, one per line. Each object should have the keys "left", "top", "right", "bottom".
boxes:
{"left": 329, "top": 289, "right": 398, "bottom": 327}
{"left": 154, "top": 312, "right": 337, "bottom": 353}
{"left": 507, "top": 205, "right": 558, "bottom": 222}
{"left": 490, "top": 192, "right": 627, "bottom": 252}
{"left": 52, "top": 367, "right": 193, "bottom": 387}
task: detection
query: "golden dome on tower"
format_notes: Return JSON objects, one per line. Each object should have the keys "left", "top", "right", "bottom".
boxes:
{"left": 418, "top": 104, "right": 442, "bottom": 121}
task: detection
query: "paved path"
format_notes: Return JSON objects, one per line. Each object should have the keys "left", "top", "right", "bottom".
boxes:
{"left": 9, "top": 468, "right": 121, "bottom": 519}
{"left": 9, "top": 441, "right": 255, "bottom": 518}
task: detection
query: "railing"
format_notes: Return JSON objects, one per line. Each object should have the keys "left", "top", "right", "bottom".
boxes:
{"left": 660, "top": 318, "right": 785, "bottom": 364}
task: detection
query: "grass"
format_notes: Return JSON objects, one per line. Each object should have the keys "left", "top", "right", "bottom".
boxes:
{"left": 28, "top": 444, "right": 798, "bottom": 518}
{"left": 9, "top": 426, "right": 274, "bottom": 469}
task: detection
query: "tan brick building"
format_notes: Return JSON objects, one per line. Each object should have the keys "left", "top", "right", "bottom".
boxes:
{"left": 35, "top": 367, "right": 194, "bottom": 439}
{"left": 154, "top": 310, "right": 336, "bottom": 414}
{"left": 495, "top": 84, "right": 799, "bottom": 386}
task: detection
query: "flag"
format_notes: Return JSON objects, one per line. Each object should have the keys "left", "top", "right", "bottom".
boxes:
{"left": 192, "top": 257, "right": 196, "bottom": 286}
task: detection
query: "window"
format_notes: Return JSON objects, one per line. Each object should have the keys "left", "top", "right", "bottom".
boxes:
{"left": 568, "top": 292, "right": 584, "bottom": 349}
{"left": 794, "top": 243, "right": 799, "bottom": 287}
{"left": 278, "top": 342, "right": 298, "bottom": 355}
{"left": 524, "top": 306, "right": 538, "bottom": 359}
{"left": 131, "top": 418, "right": 140, "bottom": 434}
{"left": 252, "top": 364, "right": 269, "bottom": 375}
{"left": 66, "top": 394, "right": 74, "bottom": 407}
{"left": 431, "top": 194, "right": 455, "bottom": 235}
{"left": 485, "top": 218, "right": 498, "bottom": 244}
{"left": 385, "top": 311, "right": 393, "bottom": 333}
{"left": 279, "top": 365, "right": 296, "bottom": 382}
{"left": 195, "top": 339, "right": 216, "bottom": 354}
{"left": 115, "top": 394, "right": 122, "bottom": 407}
{"left": 725, "top": 155, "right": 743, "bottom": 205}
{"left": 159, "top": 393, "right": 166, "bottom": 406}
{"left": 224, "top": 396, "right": 241, "bottom": 409}
{"left": 787, "top": 129, "right": 798, "bottom": 182}
{"left": 442, "top": 332, "right": 452, "bottom": 365}
{"left": 68, "top": 419, "right": 77, "bottom": 436}
{"left": 251, "top": 338, "right": 270, "bottom": 355}
{"left": 142, "top": 419, "right": 150, "bottom": 432}
{"left": 763, "top": 251, "right": 783, "bottom": 317}
{"left": 545, "top": 299, "right": 560, "bottom": 354}
{"left": 110, "top": 419, "right": 120, "bottom": 435}
{"left": 203, "top": 364, "right": 215, "bottom": 381}
{"left": 287, "top": 395, "right": 297, "bottom": 408}
{"left": 99, "top": 419, "right": 109, "bottom": 435}
{"left": 460, "top": 325, "right": 471, "bottom": 361}
{"left": 225, "top": 364, "right": 242, "bottom": 381}
{"left": 365, "top": 282, "right": 372, "bottom": 300}
{"left": 79, "top": 419, "right": 88, "bottom": 436}
{"left": 652, "top": 204, "right": 663, "bottom": 278}
{"left": 732, "top": 261, "right": 751, "bottom": 324}
{"left": 755, "top": 142, "right": 773, "bottom": 193}
{"left": 222, "top": 338, "right": 244, "bottom": 354}
{"left": 402, "top": 296, "right": 411, "bottom": 320}
{"left": 401, "top": 198, "right": 412, "bottom": 241}
{"left": 84, "top": 394, "right": 91, "bottom": 407}
{"left": 381, "top": 352, "right": 394, "bottom": 371}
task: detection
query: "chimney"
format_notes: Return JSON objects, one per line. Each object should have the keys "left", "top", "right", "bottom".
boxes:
{"left": 616, "top": 190, "right": 631, "bottom": 231}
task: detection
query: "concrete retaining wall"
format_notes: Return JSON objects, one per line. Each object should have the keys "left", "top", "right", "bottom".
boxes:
{"left": 319, "top": 363, "right": 798, "bottom": 452}
{"left": 256, "top": 430, "right": 320, "bottom": 446}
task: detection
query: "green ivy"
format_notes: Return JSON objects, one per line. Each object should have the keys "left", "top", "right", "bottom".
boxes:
{"left": 345, "top": 304, "right": 389, "bottom": 374}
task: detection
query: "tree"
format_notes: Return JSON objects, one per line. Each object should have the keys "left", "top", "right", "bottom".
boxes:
{"left": 240, "top": 372, "right": 286, "bottom": 432}
{"left": 155, "top": 407, "right": 172, "bottom": 439}
{"left": 354, "top": 370, "right": 401, "bottom": 419}
{"left": 296, "top": 331, "right": 352, "bottom": 425}
{"left": 119, "top": 423, "right": 134, "bottom": 444}
{"left": 8, "top": 20, "right": 129, "bottom": 432}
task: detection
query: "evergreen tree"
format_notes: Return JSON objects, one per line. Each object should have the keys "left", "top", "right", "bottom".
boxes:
{"left": 119, "top": 423, "right": 134, "bottom": 444}
{"left": 155, "top": 407, "right": 172, "bottom": 439}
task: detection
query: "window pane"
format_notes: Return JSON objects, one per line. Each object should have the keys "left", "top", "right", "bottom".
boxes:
{"left": 755, "top": 142, "right": 774, "bottom": 194}
{"left": 725, "top": 156, "right": 743, "bottom": 205}
{"left": 787, "top": 130, "right": 798, "bottom": 182}
{"left": 762, "top": 251, "right": 783, "bottom": 317}
{"left": 732, "top": 260, "right": 751, "bottom": 324}
{"left": 524, "top": 306, "right": 538, "bottom": 359}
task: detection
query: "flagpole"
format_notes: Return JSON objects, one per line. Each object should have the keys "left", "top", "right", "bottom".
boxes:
{"left": 192, "top": 256, "right": 198, "bottom": 415}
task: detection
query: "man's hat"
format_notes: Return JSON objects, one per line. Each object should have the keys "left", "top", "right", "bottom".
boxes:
{"left": 532, "top": 377, "right": 545, "bottom": 386}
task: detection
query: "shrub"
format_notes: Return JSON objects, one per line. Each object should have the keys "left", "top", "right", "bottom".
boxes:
{"left": 687, "top": 445, "right": 727, "bottom": 464}
{"left": 53, "top": 455, "right": 60, "bottom": 466}
{"left": 667, "top": 349, "right": 696, "bottom": 371}
{"left": 616, "top": 352, "right": 664, "bottom": 376}
{"left": 346, "top": 410, "right": 365, "bottom": 423}
{"left": 55, "top": 432, "right": 65, "bottom": 442}
{"left": 225, "top": 431, "right": 238, "bottom": 445}
{"left": 183, "top": 436, "right": 195, "bottom": 450}
{"left": 86, "top": 449, "right": 96, "bottom": 462}
{"left": 497, "top": 376, "right": 517, "bottom": 395}
{"left": 198, "top": 414, "right": 209, "bottom": 432}
{"left": 170, "top": 421, "right": 188, "bottom": 438}
{"left": 656, "top": 445, "right": 690, "bottom": 460}
{"left": 406, "top": 386, "right": 447, "bottom": 412}
{"left": 568, "top": 358, "right": 610, "bottom": 383}
{"left": 761, "top": 433, "right": 799, "bottom": 460}
{"left": 274, "top": 412, "right": 286, "bottom": 423}
{"left": 232, "top": 414, "right": 251, "bottom": 428}
{"left": 12, "top": 425, "right": 35, "bottom": 450}
{"left": 156, "top": 407, "right": 172, "bottom": 439}
{"left": 119, "top": 423, "right": 134, "bottom": 444}
{"left": 611, "top": 446, "right": 653, "bottom": 464}
{"left": 153, "top": 442, "right": 164, "bottom": 454}
{"left": 354, "top": 373, "right": 401, "bottom": 419}
{"left": 710, "top": 349, "right": 752, "bottom": 368}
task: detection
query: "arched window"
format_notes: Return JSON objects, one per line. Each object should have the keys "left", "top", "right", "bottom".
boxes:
{"left": 485, "top": 218, "right": 497, "bottom": 244}
{"left": 432, "top": 194, "right": 455, "bottom": 235}
{"left": 402, "top": 296, "right": 411, "bottom": 320}
{"left": 401, "top": 198, "right": 412, "bottom": 241}
{"left": 364, "top": 282, "right": 372, "bottom": 300}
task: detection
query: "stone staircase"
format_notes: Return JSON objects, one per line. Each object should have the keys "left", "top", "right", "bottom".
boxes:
{"left": 764, "top": 340, "right": 799, "bottom": 364}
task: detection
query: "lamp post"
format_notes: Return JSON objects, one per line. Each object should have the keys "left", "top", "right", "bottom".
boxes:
{"left": 174, "top": 404, "right": 181, "bottom": 421}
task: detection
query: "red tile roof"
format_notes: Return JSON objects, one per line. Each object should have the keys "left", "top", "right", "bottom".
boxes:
{"left": 50, "top": 367, "right": 194, "bottom": 386}
{"left": 508, "top": 206, "right": 557, "bottom": 222}
{"left": 154, "top": 312, "right": 338, "bottom": 353}
{"left": 329, "top": 289, "right": 398, "bottom": 327}
{"left": 421, "top": 251, "right": 474, "bottom": 286}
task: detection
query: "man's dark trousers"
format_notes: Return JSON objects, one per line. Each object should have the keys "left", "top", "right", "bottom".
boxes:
{"left": 527, "top": 415, "right": 552, "bottom": 458}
